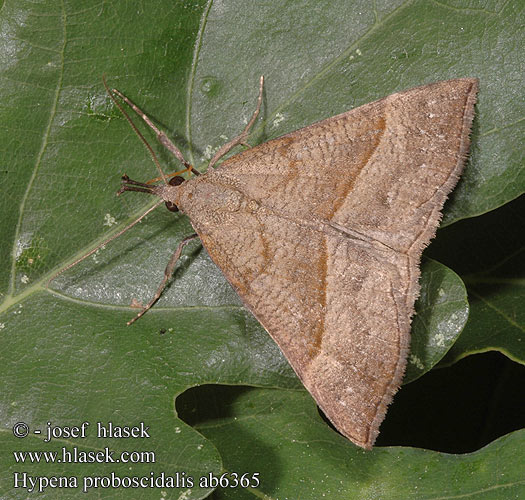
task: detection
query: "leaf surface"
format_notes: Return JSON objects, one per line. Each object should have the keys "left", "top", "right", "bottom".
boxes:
{"left": 0, "top": 0, "right": 523, "bottom": 499}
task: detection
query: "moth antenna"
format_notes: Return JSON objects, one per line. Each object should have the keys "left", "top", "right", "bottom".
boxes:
{"left": 208, "top": 75, "right": 264, "bottom": 169}
{"left": 103, "top": 76, "right": 199, "bottom": 179}
{"left": 46, "top": 200, "right": 164, "bottom": 289}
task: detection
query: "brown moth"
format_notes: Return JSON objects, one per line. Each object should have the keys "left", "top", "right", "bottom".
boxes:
{"left": 51, "top": 77, "right": 478, "bottom": 449}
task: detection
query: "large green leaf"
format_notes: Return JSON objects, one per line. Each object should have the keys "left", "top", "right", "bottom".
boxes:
{"left": 179, "top": 385, "right": 525, "bottom": 500}
{"left": 427, "top": 195, "right": 525, "bottom": 365}
{"left": 1, "top": 1, "right": 523, "bottom": 499}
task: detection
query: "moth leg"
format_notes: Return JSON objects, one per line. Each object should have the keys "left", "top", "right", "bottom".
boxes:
{"left": 127, "top": 233, "right": 199, "bottom": 326}
{"left": 145, "top": 166, "right": 193, "bottom": 186}
{"left": 103, "top": 76, "right": 199, "bottom": 180}
{"left": 208, "top": 75, "right": 264, "bottom": 169}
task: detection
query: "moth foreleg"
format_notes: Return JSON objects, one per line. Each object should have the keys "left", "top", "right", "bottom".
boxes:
{"left": 127, "top": 233, "right": 199, "bottom": 326}
{"left": 208, "top": 75, "right": 264, "bottom": 169}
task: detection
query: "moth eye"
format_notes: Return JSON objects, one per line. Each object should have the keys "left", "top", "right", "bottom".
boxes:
{"left": 165, "top": 176, "right": 184, "bottom": 211}
{"left": 165, "top": 201, "right": 179, "bottom": 212}
{"left": 168, "top": 176, "right": 185, "bottom": 186}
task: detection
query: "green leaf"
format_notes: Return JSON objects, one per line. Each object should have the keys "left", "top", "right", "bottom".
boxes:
{"left": 404, "top": 258, "right": 468, "bottom": 382}
{"left": 427, "top": 196, "right": 525, "bottom": 366}
{"left": 1, "top": 1, "right": 523, "bottom": 499}
{"left": 179, "top": 385, "right": 525, "bottom": 500}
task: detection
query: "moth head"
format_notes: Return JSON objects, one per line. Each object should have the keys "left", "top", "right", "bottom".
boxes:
{"left": 117, "top": 174, "right": 185, "bottom": 213}
{"left": 163, "top": 176, "right": 185, "bottom": 212}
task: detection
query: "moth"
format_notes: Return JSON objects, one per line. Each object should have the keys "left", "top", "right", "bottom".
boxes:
{"left": 50, "top": 76, "right": 478, "bottom": 448}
